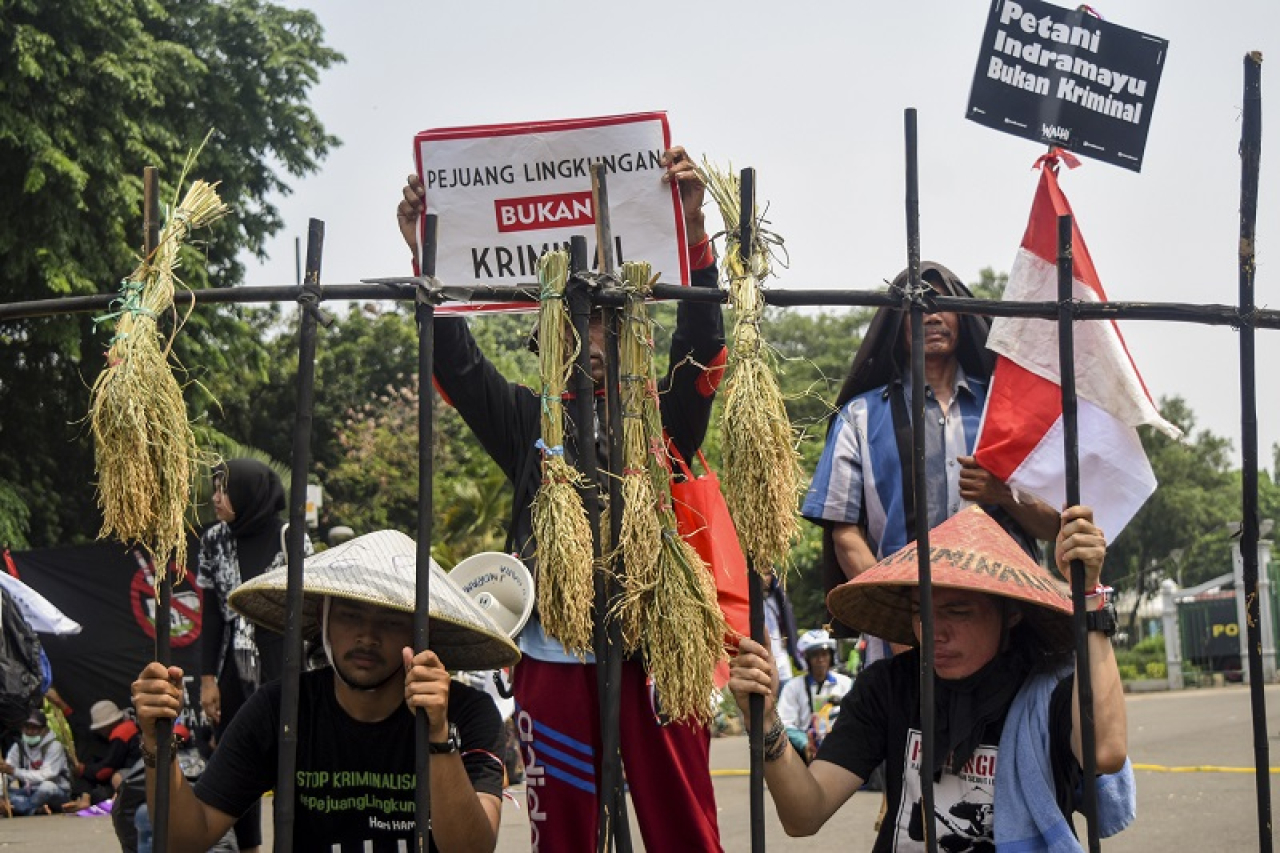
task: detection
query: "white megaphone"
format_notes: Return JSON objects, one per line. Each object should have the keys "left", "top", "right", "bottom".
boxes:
{"left": 449, "top": 552, "right": 535, "bottom": 639}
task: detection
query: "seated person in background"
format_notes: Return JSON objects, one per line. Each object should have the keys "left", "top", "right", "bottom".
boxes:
{"left": 730, "top": 506, "right": 1135, "bottom": 851}
{"left": 69, "top": 699, "right": 140, "bottom": 810}
{"left": 131, "top": 530, "right": 520, "bottom": 853}
{"left": 776, "top": 629, "right": 852, "bottom": 762}
{"left": 1, "top": 709, "right": 72, "bottom": 815}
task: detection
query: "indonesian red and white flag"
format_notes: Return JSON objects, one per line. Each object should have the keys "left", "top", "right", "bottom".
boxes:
{"left": 974, "top": 152, "right": 1181, "bottom": 538}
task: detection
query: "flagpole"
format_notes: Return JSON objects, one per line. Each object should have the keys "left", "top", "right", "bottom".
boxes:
{"left": 904, "top": 107, "right": 938, "bottom": 853}
{"left": 1056, "top": 213, "right": 1101, "bottom": 853}
{"left": 1236, "top": 50, "right": 1273, "bottom": 853}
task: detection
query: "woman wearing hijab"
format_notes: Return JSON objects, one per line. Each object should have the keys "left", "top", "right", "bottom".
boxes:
{"left": 197, "top": 459, "right": 305, "bottom": 852}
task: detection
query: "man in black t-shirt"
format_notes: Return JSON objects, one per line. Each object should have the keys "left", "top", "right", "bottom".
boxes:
{"left": 131, "top": 530, "right": 521, "bottom": 853}
{"left": 729, "top": 505, "right": 1133, "bottom": 851}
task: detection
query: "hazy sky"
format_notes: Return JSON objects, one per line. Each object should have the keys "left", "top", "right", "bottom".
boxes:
{"left": 253, "top": 0, "right": 1280, "bottom": 468}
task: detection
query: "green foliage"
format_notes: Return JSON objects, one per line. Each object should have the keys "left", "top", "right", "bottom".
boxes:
{"left": 1115, "top": 631, "right": 1167, "bottom": 681}
{"left": 1131, "top": 633, "right": 1165, "bottom": 657}
{"left": 0, "top": 0, "right": 341, "bottom": 546}
{"left": 970, "top": 267, "right": 1008, "bottom": 300}
{"left": 0, "top": 479, "right": 32, "bottom": 548}
{"left": 1106, "top": 396, "right": 1238, "bottom": 636}
{"left": 222, "top": 307, "right": 538, "bottom": 562}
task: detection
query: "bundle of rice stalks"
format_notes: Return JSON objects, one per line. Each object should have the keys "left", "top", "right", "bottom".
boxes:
{"left": 90, "top": 177, "right": 229, "bottom": 584}
{"left": 614, "top": 261, "right": 664, "bottom": 648}
{"left": 612, "top": 260, "right": 726, "bottom": 725}
{"left": 699, "top": 162, "right": 802, "bottom": 576}
{"left": 529, "top": 249, "right": 595, "bottom": 656}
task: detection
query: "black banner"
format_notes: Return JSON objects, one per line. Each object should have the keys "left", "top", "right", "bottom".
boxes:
{"left": 9, "top": 540, "right": 209, "bottom": 742}
{"left": 966, "top": 0, "right": 1167, "bottom": 172}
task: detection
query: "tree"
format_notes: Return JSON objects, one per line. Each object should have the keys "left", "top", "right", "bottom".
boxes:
{"left": 0, "top": 0, "right": 341, "bottom": 545}
{"left": 1103, "top": 396, "right": 1238, "bottom": 638}
{"left": 970, "top": 266, "right": 1008, "bottom": 300}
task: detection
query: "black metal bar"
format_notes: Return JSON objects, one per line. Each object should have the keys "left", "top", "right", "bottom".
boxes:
{"left": 7, "top": 281, "right": 1280, "bottom": 330}
{"left": 904, "top": 108, "right": 938, "bottom": 853}
{"left": 143, "top": 166, "right": 174, "bottom": 853}
{"left": 1238, "top": 50, "right": 1274, "bottom": 853}
{"left": 414, "top": 212, "right": 440, "bottom": 851}
{"left": 1057, "top": 214, "right": 1101, "bottom": 852}
{"left": 737, "top": 166, "right": 766, "bottom": 853}
{"left": 274, "top": 218, "right": 325, "bottom": 852}
{"left": 566, "top": 235, "right": 615, "bottom": 852}
{"left": 590, "top": 163, "right": 633, "bottom": 853}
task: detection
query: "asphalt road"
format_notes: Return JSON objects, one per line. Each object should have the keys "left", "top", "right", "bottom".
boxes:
{"left": 4, "top": 684, "right": 1278, "bottom": 851}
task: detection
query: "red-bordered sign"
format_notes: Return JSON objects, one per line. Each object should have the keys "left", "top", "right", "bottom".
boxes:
{"left": 414, "top": 112, "right": 688, "bottom": 313}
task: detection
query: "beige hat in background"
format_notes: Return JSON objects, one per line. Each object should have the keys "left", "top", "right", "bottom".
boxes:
{"left": 88, "top": 700, "right": 126, "bottom": 732}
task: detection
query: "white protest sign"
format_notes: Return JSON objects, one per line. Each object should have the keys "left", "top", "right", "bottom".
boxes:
{"left": 414, "top": 113, "right": 688, "bottom": 313}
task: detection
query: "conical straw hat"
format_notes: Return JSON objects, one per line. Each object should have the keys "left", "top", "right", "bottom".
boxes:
{"left": 229, "top": 530, "right": 520, "bottom": 671}
{"left": 826, "top": 506, "right": 1074, "bottom": 652}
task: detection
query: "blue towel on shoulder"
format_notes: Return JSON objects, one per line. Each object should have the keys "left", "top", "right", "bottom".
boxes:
{"left": 994, "top": 667, "right": 1136, "bottom": 852}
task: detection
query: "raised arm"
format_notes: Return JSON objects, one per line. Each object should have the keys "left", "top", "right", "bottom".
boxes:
{"left": 1054, "top": 506, "right": 1127, "bottom": 774}
{"left": 728, "top": 636, "right": 863, "bottom": 836}
{"left": 132, "top": 663, "right": 237, "bottom": 852}
{"left": 396, "top": 174, "right": 536, "bottom": 479}
{"left": 403, "top": 648, "right": 502, "bottom": 853}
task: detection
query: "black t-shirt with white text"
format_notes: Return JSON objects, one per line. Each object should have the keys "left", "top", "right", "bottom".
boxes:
{"left": 817, "top": 650, "right": 1077, "bottom": 852}
{"left": 195, "top": 668, "right": 504, "bottom": 852}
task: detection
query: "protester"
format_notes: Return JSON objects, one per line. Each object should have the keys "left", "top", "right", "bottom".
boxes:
{"left": 1, "top": 708, "right": 71, "bottom": 815}
{"left": 803, "top": 262, "right": 1060, "bottom": 660}
{"left": 730, "top": 505, "right": 1134, "bottom": 850}
{"left": 776, "top": 629, "right": 852, "bottom": 762}
{"left": 397, "top": 145, "right": 728, "bottom": 850}
{"left": 132, "top": 529, "right": 519, "bottom": 852}
{"left": 197, "top": 458, "right": 307, "bottom": 852}
{"left": 61, "top": 699, "right": 137, "bottom": 815}
{"left": 764, "top": 573, "right": 800, "bottom": 688}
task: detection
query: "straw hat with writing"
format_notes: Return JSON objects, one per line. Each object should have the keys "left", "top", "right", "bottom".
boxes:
{"left": 229, "top": 530, "right": 520, "bottom": 672}
{"left": 826, "top": 506, "right": 1074, "bottom": 652}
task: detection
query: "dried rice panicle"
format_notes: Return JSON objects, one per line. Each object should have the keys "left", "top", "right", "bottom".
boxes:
{"left": 642, "top": 528, "right": 726, "bottom": 726}
{"left": 611, "top": 260, "right": 727, "bottom": 723}
{"left": 698, "top": 161, "right": 802, "bottom": 576}
{"left": 530, "top": 249, "right": 595, "bottom": 656}
{"left": 613, "top": 261, "right": 663, "bottom": 650}
{"left": 91, "top": 177, "right": 229, "bottom": 584}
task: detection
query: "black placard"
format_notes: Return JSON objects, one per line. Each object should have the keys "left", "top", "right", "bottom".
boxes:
{"left": 966, "top": 0, "right": 1167, "bottom": 172}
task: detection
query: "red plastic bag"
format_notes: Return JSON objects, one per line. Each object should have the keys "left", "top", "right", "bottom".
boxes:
{"left": 669, "top": 449, "right": 750, "bottom": 642}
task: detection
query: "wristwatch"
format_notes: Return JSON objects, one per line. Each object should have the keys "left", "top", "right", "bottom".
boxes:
{"left": 428, "top": 722, "right": 461, "bottom": 755}
{"left": 1085, "top": 601, "right": 1118, "bottom": 637}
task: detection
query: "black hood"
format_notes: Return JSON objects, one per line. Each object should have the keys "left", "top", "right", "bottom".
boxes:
{"left": 833, "top": 261, "right": 992, "bottom": 410}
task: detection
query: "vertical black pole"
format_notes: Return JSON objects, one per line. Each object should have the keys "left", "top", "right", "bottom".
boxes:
{"left": 739, "top": 167, "right": 767, "bottom": 853}
{"left": 591, "top": 164, "right": 633, "bottom": 853}
{"left": 904, "top": 109, "right": 938, "bottom": 853}
{"left": 1238, "top": 50, "right": 1274, "bottom": 853}
{"left": 567, "top": 235, "right": 615, "bottom": 852}
{"left": 275, "top": 218, "right": 325, "bottom": 852}
{"left": 143, "top": 166, "right": 174, "bottom": 853}
{"left": 1056, "top": 214, "right": 1101, "bottom": 852}
{"left": 414, "top": 213, "right": 439, "bottom": 851}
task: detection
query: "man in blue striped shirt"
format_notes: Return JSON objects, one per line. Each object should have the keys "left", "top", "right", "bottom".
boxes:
{"left": 803, "top": 262, "right": 1058, "bottom": 658}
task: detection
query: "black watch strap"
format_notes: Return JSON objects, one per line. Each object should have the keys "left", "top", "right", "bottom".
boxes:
{"left": 1085, "top": 601, "right": 1118, "bottom": 637}
{"left": 428, "top": 722, "right": 460, "bottom": 754}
